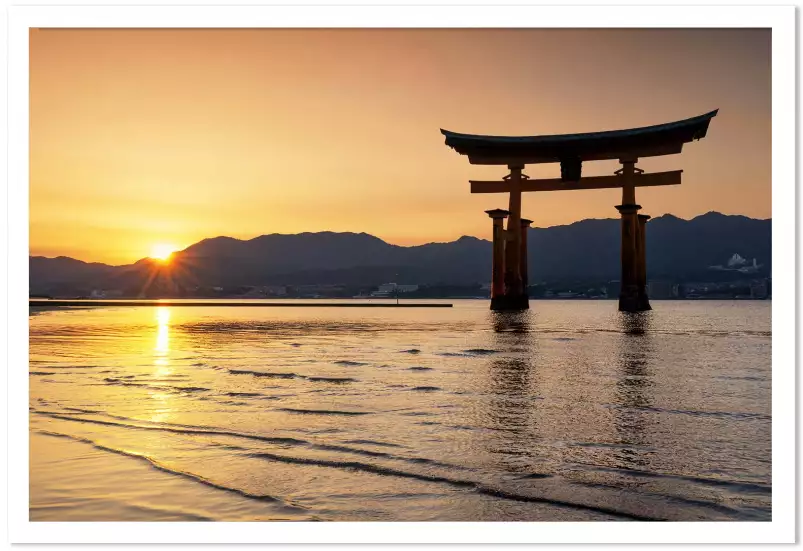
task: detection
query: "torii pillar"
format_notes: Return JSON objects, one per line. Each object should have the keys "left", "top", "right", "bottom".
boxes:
{"left": 501, "top": 165, "right": 529, "bottom": 310}
{"left": 615, "top": 159, "right": 651, "bottom": 312}
{"left": 636, "top": 214, "right": 651, "bottom": 310}
{"left": 520, "top": 218, "right": 533, "bottom": 292}
{"left": 486, "top": 209, "right": 509, "bottom": 310}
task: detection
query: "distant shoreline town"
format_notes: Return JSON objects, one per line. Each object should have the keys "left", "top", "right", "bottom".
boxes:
{"left": 31, "top": 277, "right": 771, "bottom": 302}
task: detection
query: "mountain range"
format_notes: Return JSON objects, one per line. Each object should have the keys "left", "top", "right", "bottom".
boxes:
{"left": 29, "top": 212, "right": 771, "bottom": 297}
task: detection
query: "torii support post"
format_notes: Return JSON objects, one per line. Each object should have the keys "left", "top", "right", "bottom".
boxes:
{"left": 486, "top": 209, "right": 510, "bottom": 310}
{"left": 616, "top": 159, "right": 650, "bottom": 312}
{"left": 520, "top": 218, "right": 533, "bottom": 292}
{"left": 498, "top": 165, "right": 529, "bottom": 311}
{"left": 637, "top": 214, "right": 652, "bottom": 311}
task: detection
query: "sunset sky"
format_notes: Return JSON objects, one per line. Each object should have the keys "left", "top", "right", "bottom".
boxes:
{"left": 30, "top": 28, "right": 771, "bottom": 265}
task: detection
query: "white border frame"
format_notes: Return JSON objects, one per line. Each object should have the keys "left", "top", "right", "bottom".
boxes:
{"left": 7, "top": 4, "right": 795, "bottom": 544}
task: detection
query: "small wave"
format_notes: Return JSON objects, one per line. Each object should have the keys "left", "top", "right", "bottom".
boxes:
{"left": 610, "top": 404, "right": 770, "bottom": 422}
{"left": 463, "top": 349, "right": 497, "bottom": 355}
{"left": 306, "top": 377, "right": 357, "bottom": 384}
{"left": 100, "top": 379, "right": 210, "bottom": 394}
{"left": 126, "top": 377, "right": 190, "bottom": 384}
{"left": 407, "top": 366, "right": 432, "bottom": 371}
{"left": 223, "top": 392, "right": 264, "bottom": 398}
{"left": 515, "top": 472, "right": 553, "bottom": 480}
{"left": 63, "top": 406, "right": 101, "bottom": 414}
{"left": 401, "top": 349, "right": 421, "bottom": 354}
{"left": 30, "top": 371, "right": 56, "bottom": 376}
{"left": 32, "top": 410, "right": 309, "bottom": 446}
{"left": 229, "top": 369, "right": 297, "bottom": 379}
{"left": 343, "top": 439, "right": 406, "bottom": 449}
{"left": 315, "top": 443, "right": 394, "bottom": 459}
{"left": 41, "top": 365, "right": 101, "bottom": 370}
{"left": 408, "top": 386, "right": 441, "bottom": 392}
{"left": 333, "top": 360, "right": 368, "bottom": 366}
{"left": 103, "top": 378, "right": 148, "bottom": 386}
{"left": 312, "top": 445, "right": 469, "bottom": 471}
{"left": 278, "top": 408, "right": 371, "bottom": 416}
{"left": 173, "top": 386, "right": 210, "bottom": 393}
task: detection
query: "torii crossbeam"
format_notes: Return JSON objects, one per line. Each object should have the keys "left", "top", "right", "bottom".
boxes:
{"left": 441, "top": 110, "right": 718, "bottom": 312}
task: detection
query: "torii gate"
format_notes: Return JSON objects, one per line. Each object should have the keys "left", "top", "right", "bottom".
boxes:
{"left": 441, "top": 110, "right": 718, "bottom": 312}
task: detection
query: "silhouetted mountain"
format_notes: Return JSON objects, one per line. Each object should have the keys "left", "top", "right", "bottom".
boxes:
{"left": 29, "top": 256, "right": 116, "bottom": 293}
{"left": 527, "top": 211, "right": 771, "bottom": 281}
{"left": 29, "top": 212, "right": 771, "bottom": 296}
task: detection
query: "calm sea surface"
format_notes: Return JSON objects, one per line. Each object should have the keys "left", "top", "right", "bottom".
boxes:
{"left": 29, "top": 300, "right": 771, "bottom": 521}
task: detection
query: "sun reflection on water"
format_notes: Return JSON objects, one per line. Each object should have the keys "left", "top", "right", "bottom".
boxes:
{"left": 155, "top": 307, "right": 170, "bottom": 358}
{"left": 151, "top": 307, "right": 174, "bottom": 420}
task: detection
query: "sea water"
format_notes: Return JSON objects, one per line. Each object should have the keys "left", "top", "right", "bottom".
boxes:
{"left": 29, "top": 300, "right": 771, "bottom": 521}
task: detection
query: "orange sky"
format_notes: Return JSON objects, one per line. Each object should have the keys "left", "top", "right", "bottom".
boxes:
{"left": 30, "top": 28, "right": 771, "bottom": 265}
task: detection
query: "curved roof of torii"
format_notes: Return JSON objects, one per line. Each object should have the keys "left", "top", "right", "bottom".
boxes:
{"left": 441, "top": 110, "right": 718, "bottom": 165}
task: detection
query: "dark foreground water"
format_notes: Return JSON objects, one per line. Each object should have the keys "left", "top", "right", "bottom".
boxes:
{"left": 29, "top": 300, "right": 771, "bottom": 521}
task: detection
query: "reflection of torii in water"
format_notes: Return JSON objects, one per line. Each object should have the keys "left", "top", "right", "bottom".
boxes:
{"left": 441, "top": 110, "right": 718, "bottom": 312}
{"left": 611, "top": 313, "right": 656, "bottom": 472}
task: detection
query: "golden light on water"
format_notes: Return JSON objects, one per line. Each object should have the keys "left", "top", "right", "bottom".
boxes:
{"left": 154, "top": 307, "right": 171, "bottom": 378}
{"left": 151, "top": 307, "right": 174, "bottom": 421}
{"left": 155, "top": 307, "right": 170, "bottom": 354}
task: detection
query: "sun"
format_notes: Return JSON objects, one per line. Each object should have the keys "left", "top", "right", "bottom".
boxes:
{"left": 150, "top": 243, "right": 178, "bottom": 262}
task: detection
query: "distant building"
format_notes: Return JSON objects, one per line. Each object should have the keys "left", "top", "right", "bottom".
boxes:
{"left": 240, "top": 286, "right": 288, "bottom": 298}
{"left": 709, "top": 254, "right": 762, "bottom": 274}
{"left": 372, "top": 283, "right": 419, "bottom": 297}
{"left": 264, "top": 285, "right": 288, "bottom": 296}
{"left": 728, "top": 253, "right": 748, "bottom": 268}
{"left": 89, "top": 289, "right": 123, "bottom": 299}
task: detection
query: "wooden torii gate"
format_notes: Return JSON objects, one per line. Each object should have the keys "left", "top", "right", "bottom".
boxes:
{"left": 441, "top": 110, "right": 718, "bottom": 312}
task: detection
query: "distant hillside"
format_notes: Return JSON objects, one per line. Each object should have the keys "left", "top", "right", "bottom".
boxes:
{"left": 527, "top": 212, "right": 771, "bottom": 281}
{"left": 29, "top": 212, "right": 771, "bottom": 296}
